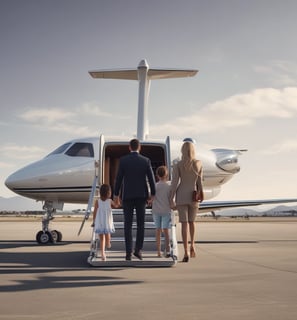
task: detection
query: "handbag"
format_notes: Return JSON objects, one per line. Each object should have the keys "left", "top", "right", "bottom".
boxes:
{"left": 192, "top": 190, "right": 201, "bottom": 202}
{"left": 192, "top": 175, "right": 204, "bottom": 203}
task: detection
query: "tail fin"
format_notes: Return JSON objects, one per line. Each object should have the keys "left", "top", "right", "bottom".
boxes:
{"left": 89, "top": 59, "right": 198, "bottom": 140}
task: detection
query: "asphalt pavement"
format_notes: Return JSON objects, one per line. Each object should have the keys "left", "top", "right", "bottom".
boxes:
{"left": 0, "top": 217, "right": 297, "bottom": 320}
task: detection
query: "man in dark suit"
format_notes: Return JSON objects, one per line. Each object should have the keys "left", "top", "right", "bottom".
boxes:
{"left": 114, "top": 139, "right": 156, "bottom": 261}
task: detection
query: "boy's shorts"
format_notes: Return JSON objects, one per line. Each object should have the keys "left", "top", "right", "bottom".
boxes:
{"left": 152, "top": 213, "right": 171, "bottom": 229}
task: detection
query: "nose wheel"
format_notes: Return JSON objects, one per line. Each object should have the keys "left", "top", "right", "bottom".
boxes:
{"left": 51, "top": 229, "right": 63, "bottom": 242}
{"left": 36, "top": 230, "right": 63, "bottom": 244}
{"left": 35, "top": 201, "right": 63, "bottom": 244}
{"left": 36, "top": 230, "right": 53, "bottom": 244}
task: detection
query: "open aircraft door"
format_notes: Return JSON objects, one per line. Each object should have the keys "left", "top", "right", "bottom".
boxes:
{"left": 165, "top": 136, "right": 171, "bottom": 180}
{"left": 98, "top": 134, "right": 105, "bottom": 187}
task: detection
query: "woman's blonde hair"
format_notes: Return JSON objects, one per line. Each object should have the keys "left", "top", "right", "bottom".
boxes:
{"left": 181, "top": 141, "right": 196, "bottom": 171}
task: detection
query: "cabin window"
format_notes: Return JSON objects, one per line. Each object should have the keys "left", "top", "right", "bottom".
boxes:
{"left": 65, "top": 143, "right": 94, "bottom": 157}
{"left": 46, "top": 143, "right": 72, "bottom": 156}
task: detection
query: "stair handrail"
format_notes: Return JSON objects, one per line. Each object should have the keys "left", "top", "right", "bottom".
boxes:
{"left": 78, "top": 161, "right": 99, "bottom": 236}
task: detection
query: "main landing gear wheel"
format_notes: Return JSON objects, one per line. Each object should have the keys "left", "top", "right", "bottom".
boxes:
{"left": 36, "top": 231, "right": 53, "bottom": 244}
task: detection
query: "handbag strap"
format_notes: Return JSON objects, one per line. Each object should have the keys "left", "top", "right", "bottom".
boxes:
{"left": 193, "top": 160, "right": 203, "bottom": 191}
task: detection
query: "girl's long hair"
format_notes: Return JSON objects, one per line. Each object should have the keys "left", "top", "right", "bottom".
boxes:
{"left": 100, "top": 184, "right": 111, "bottom": 201}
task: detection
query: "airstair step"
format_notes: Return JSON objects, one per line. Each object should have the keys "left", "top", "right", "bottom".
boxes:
{"left": 88, "top": 250, "right": 177, "bottom": 267}
{"left": 112, "top": 211, "right": 154, "bottom": 223}
{"left": 109, "top": 236, "right": 157, "bottom": 242}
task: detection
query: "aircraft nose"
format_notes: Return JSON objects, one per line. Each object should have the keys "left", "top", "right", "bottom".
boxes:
{"left": 5, "top": 163, "right": 40, "bottom": 195}
{"left": 5, "top": 171, "right": 23, "bottom": 193}
{"left": 212, "top": 149, "right": 242, "bottom": 174}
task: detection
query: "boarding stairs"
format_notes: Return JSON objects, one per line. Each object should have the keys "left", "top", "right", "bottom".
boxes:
{"left": 78, "top": 174, "right": 178, "bottom": 267}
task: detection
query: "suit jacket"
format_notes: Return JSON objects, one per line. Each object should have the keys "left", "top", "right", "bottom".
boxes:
{"left": 114, "top": 152, "right": 156, "bottom": 201}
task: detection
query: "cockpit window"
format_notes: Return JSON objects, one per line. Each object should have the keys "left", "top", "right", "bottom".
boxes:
{"left": 46, "top": 143, "right": 72, "bottom": 156}
{"left": 65, "top": 143, "right": 94, "bottom": 157}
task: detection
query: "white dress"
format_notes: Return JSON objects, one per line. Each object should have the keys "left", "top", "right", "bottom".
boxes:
{"left": 94, "top": 199, "right": 115, "bottom": 234}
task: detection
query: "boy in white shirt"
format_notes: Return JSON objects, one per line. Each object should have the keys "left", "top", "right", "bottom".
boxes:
{"left": 152, "top": 166, "right": 172, "bottom": 257}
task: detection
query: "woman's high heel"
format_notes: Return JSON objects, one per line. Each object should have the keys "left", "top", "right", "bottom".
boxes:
{"left": 182, "top": 255, "right": 189, "bottom": 262}
{"left": 101, "top": 253, "right": 106, "bottom": 261}
{"left": 190, "top": 247, "right": 196, "bottom": 258}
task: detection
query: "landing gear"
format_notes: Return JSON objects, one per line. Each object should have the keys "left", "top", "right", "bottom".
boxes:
{"left": 51, "top": 229, "right": 63, "bottom": 242}
{"left": 35, "top": 200, "right": 63, "bottom": 244}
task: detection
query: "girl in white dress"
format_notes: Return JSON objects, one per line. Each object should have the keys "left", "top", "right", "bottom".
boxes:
{"left": 92, "top": 184, "right": 116, "bottom": 261}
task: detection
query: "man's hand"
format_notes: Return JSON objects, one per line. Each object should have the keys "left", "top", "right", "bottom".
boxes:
{"left": 147, "top": 195, "right": 155, "bottom": 206}
{"left": 114, "top": 196, "right": 121, "bottom": 207}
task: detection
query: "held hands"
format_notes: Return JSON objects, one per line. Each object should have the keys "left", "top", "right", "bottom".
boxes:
{"left": 147, "top": 195, "right": 154, "bottom": 206}
{"left": 170, "top": 200, "right": 177, "bottom": 210}
{"left": 113, "top": 196, "right": 121, "bottom": 208}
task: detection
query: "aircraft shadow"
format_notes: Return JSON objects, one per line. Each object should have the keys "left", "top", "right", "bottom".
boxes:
{"left": 0, "top": 244, "right": 142, "bottom": 292}
{"left": 0, "top": 239, "right": 258, "bottom": 292}
{"left": 0, "top": 272, "right": 142, "bottom": 292}
{"left": 0, "top": 240, "right": 88, "bottom": 250}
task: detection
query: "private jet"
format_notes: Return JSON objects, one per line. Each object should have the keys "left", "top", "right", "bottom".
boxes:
{"left": 5, "top": 59, "right": 297, "bottom": 244}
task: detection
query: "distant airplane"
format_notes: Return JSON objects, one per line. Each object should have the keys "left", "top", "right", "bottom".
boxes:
{"left": 5, "top": 59, "right": 297, "bottom": 244}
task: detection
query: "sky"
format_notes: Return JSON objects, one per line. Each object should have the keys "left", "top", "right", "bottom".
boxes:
{"left": 1, "top": 0, "right": 297, "bottom": 210}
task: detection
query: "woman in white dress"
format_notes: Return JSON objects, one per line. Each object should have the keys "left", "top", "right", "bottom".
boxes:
{"left": 93, "top": 184, "right": 116, "bottom": 261}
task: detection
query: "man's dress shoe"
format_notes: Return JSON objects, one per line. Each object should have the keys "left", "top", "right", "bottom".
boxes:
{"left": 125, "top": 254, "right": 132, "bottom": 261}
{"left": 133, "top": 251, "right": 143, "bottom": 260}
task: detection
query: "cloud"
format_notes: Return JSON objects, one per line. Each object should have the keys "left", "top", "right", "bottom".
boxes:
{"left": 150, "top": 87, "right": 297, "bottom": 138}
{"left": 17, "top": 87, "right": 297, "bottom": 140}
{"left": 79, "top": 102, "right": 113, "bottom": 117}
{"left": 253, "top": 60, "right": 297, "bottom": 86}
{"left": 0, "top": 144, "right": 45, "bottom": 160}
{"left": 261, "top": 139, "right": 297, "bottom": 155}
{"left": 20, "top": 108, "right": 75, "bottom": 123}
{"left": 0, "top": 161, "right": 14, "bottom": 169}
{"left": 17, "top": 102, "right": 129, "bottom": 136}
{"left": 46, "top": 122, "right": 97, "bottom": 136}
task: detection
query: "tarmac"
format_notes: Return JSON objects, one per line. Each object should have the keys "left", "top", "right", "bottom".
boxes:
{"left": 0, "top": 216, "right": 297, "bottom": 320}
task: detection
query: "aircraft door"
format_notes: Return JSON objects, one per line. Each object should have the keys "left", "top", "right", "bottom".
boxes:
{"left": 98, "top": 134, "right": 105, "bottom": 186}
{"left": 165, "top": 136, "right": 171, "bottom": 180}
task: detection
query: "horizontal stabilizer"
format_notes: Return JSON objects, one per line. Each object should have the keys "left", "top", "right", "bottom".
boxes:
{"left": 148, "top": 69, "right": 198, "bottom": 79}
{"left": 89, "top": 68, "right": 198, "bottom": 81}
{"left": 89, "top": 69, "right": 138, "bottom": 80}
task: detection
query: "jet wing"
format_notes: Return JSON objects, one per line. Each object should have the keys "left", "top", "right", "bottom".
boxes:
{"left": 198, "top": 199, "right": 297, "bottom": 213}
